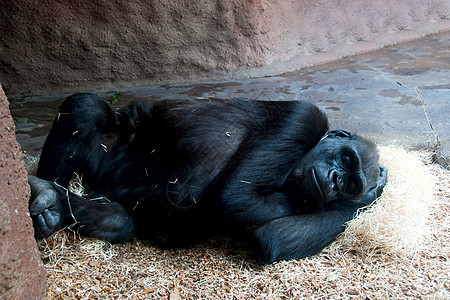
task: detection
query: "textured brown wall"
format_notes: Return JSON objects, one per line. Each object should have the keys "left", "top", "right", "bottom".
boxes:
{"left": 0, "top": 0, "right": 449, "bottom": 97}
{"left": 0, "top": 83, "right": 46, "bottom": 299}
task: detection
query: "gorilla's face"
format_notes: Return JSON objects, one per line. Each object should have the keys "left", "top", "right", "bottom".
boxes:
{"left": 292, "top": 132, "right": 381, "bottom": 206}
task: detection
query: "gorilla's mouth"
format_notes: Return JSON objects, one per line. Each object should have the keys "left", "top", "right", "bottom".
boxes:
{"left": 311, "top": 168, "right": 324, "bottom": 200}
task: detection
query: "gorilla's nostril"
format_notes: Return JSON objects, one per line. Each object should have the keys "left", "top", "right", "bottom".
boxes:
{"left": 337, "top": 176, "right": 345, "bottom": 191}
{"left": 330, "top": 170, "right": 347, "bottom": 194}
{"left": 330, "top": 170, "right": 339, "bottom": 191}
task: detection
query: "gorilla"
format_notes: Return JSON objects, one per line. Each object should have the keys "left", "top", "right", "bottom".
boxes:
{"left": 28, "top": 93, "right": 387, "bottom": 263}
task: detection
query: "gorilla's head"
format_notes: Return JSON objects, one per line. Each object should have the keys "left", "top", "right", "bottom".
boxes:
{"left": 291, "top": 130, "right": 384, "bottom": 208}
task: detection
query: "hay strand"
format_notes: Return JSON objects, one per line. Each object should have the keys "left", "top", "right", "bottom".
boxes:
{"left": 38, "top": 146, "right": 449, "bottom": 299}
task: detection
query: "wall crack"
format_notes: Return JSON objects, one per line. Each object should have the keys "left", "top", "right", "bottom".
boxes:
{"left": 414, "top": 87, "right": 444, "bottom": 165}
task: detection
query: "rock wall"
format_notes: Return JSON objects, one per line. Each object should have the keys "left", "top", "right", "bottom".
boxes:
{"left": 0, "top": 83, "right": 46, "bottom": 299}
{"left": 0, "top": 0, "right": 449, "bottom": 97}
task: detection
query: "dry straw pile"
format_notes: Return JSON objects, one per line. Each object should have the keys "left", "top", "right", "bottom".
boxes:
{"left": 329, "top": 145, "right": 435, "bottom": 257}
{"left": 39, "top": 146, "right": 449, "bottom": 299}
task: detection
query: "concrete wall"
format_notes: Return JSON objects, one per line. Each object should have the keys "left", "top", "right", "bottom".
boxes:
{"left": 0, "top": 0, "right": 449, "bottom": 97}
{"left": 0, "top": 82, "right": 46, "bottom": 299}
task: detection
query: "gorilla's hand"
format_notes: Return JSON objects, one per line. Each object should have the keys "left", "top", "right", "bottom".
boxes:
{"left": 359, "top": 164, "right": 388, "bottom": 206}
{"left": 28, "top": 175, "right": 65, "bottom": 238}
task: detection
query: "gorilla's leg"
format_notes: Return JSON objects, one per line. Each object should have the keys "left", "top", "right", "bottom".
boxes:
{"left": 37, "top": 93, "right": 118, "bottom": 186}
{"left": 29, "top": 175, "right": 134, "bottom": 243}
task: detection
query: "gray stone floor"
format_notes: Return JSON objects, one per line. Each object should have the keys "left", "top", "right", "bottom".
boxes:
{"left": 9, "top": 31, "right": 450, "bottom": 167}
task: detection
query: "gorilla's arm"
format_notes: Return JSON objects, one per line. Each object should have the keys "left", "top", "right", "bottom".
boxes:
{"left": 28, "top": 175, "right": 134, "bottom": 243}
{"left": 252, "top": 209, "right": 356, "bottom": 263}
{"left": 252, "top": 165, "right": 387, "bottom": 263}
{"left": 219, "top": 102, "right": 329, "bottom": 225}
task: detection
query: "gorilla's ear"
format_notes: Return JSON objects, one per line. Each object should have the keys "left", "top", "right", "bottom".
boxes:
{"left": 326, "top": 129, "right": 353, "bottom": 139}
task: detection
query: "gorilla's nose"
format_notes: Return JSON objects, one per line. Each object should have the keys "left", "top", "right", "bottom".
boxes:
{"left": 330, "top": 170, "right": 345, "bottom": 193}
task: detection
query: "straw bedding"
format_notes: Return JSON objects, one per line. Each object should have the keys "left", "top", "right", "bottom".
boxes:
{"left": 37, "top": 146, "right": 449, "bottom": 299}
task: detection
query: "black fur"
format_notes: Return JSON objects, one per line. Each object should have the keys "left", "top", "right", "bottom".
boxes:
{"left": 29, "top": 93, "right": 387, "bottom": 263}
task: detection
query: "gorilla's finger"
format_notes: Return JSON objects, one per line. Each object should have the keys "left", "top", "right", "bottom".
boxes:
{"left": 42, "top": 208, "right": 59, "bottom": 230}
{"left": 35, "top": 214, "right": 53, "bottom": 237}
{"left": 378, "top": 164, "right": 388, "bottom": 183}
{"left": 29, "top": 190, "right": 58, "bottom": 215}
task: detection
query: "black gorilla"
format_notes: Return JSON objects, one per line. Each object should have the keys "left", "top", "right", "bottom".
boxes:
{"left": 28, "top": 93, "right": 387, "bottom": 263}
